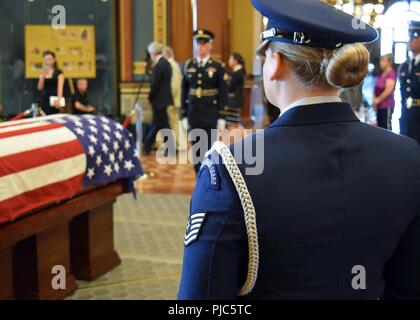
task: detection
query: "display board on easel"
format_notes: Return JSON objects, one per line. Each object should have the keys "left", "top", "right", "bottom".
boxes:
{"left": 25, "top": 25, "right": 96, "bottom": 79}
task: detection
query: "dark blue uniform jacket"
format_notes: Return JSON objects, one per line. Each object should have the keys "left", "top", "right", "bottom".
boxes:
{"left": 178, "top": 102, "right": 420, "bottom": 300}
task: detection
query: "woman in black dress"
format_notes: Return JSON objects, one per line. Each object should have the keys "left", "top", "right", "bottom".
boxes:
{"left": 226, "top": 53, "right": 246, "bottom": 127}
{"left": 37, "top": 51, "right": 65, "bottom": 115}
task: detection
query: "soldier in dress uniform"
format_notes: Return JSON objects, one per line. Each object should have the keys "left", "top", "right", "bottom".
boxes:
{"left": 178, "top": 0, "right": 420, "bottom": 300}
{"left": 181, "top": 29, "right": 228, "bottom": 174}
{"left": 399, "top": 21, "right": 420, "bottom": 143}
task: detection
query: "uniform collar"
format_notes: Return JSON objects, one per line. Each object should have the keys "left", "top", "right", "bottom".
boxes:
{"left": 197, "top": 55, "right": 211, "bottom": 66}
{"left": 270, "top": 101, "right": 359, "bottom": 127}
{"left": 233, "top": 65, "right": 243, "bottom": 72}
{"left": 279, "top": 96, "right": 342, "bottom": 118}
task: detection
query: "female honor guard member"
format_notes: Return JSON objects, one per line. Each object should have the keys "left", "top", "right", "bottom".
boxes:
{"left": 399, "top": 21, "right": 420, "bottom": 143}
{"left": 178, "top": 0, "right": 420, "bottom": 300}
{"left": 181, "top": 30, "right": 228, "bottom": 174}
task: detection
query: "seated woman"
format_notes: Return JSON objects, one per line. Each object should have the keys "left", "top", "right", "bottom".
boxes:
{"left": 178, "top": 0, "right": 420, "bottom": 300}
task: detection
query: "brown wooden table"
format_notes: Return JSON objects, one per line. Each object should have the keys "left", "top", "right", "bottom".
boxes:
{"left": 0, "top": 180, "right": 127, "bottom": 300}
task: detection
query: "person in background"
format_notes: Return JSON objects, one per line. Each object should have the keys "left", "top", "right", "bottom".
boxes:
{"left": 399, "top": 21, "right": 420, "bottom": 143}
{"left": 374, "top": 54, "right": 397, "bottom": 130}
{"left": 37, "top": 51, "right": 65, "bottom": 115}
{"left": 181, "top": 30, "right": 229, "bottom": 174}
{"left": 143, "top": 42, "right": 174, "bottom": 156}
{"left": 163, "top": 46, "right": 185, "bottom": 152}
{"left": 72, "top": 79, "right": 96, "bottom": 115}
{"left": 225, "top": 53, "right": 247, "bottom": 128}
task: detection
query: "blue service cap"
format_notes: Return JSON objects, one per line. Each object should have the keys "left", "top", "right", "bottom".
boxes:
{"left": 193, "top": 29, "right": 215, "bottom": 43}
{"left": 409, "top": 20, "right": 420, "bottom": 41}
{"left": 252, "top": 0, "right": 378, "bottom": 54}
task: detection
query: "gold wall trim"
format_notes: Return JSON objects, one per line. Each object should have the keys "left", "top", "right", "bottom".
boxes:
{"left": 133, "top": 61, "right": 147, "bottom": 75}
{"left": 153, "top": 0, "right": 167, "bottom": 45}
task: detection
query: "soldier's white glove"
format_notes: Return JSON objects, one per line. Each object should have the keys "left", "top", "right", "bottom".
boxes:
{"left": 182, "top": 118, "right": 189, "bottom": 131}
{"left": 217, "top": 119, "right": 227, "bottom": 130}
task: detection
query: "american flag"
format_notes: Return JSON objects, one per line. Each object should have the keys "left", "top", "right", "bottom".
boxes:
{"left": 0, "top": 114, "right": 143, "bottom": 224}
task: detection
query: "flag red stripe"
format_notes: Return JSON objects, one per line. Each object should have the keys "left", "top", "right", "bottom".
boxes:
{"left": 0, "top": 121, "right": 38, "bottom": 130}
{"left": 0, "top": 140, "right": 85, "bottom": 177}
{"left": 0, "top": 174, "right": 84, "bottom": 224}
{"left": 0, "top": 122, "right": 64, "bottom": 139}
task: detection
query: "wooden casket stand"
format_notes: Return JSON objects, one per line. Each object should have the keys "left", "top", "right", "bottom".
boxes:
{"left": 0, "top": 180, "right": 126, "bottom": 300}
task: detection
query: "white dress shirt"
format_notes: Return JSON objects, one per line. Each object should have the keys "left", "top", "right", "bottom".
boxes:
{"left": 197, "top": 55, "right": 211, "bottom": 68}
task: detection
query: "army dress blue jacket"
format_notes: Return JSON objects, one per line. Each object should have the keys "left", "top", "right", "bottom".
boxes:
{"left": 180, "top": 58, "right": 228, "bottom": 129}
{"left": 399, "top": 56, "right": 420, "bottom": 142}
{"left": 178, "top": 101, "right": 420, "bottom": 300}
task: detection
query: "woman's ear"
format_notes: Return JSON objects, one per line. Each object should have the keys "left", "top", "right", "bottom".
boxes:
{"left": 270, "top": 52, "right": 285, "bottom": 81}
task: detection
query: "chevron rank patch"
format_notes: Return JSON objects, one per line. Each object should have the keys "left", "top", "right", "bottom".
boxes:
{"left": 184, "top": 212, "right": 207, "bottom": 246}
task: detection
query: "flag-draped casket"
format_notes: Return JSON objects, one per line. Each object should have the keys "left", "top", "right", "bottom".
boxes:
{"left": 0, "top": 114, "right": 143, "bottom": 224}
{"left": 0, "top": 114, "right": 143, "bottom": 300}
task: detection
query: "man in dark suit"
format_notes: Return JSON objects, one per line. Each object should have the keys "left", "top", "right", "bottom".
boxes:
{"left": 143, "top": 42, "right": 174, "bottom": 156}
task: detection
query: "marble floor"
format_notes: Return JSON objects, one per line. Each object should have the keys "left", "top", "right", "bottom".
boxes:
{"left": 68, "top": 152, "right": 196, "bottom": 300}
{"left": 68, "top": 192, "right": 190, "bottom": 300}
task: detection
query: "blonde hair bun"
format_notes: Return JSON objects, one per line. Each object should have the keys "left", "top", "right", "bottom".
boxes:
{"left": 325, "top": 43, "right": 370, "bottom": 88}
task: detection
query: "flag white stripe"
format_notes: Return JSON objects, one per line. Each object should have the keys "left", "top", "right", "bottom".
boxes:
{"left": 0, "top": 122, "right": 51, "bottom": 133}
{"left": 0, "top": 127, "right": 77, "bottom": 158}
{"left": 0, "top": 154, "right": 86, "bottom": 202}
{"left": 0, "top": 114, "right": 67, "bottom": 128}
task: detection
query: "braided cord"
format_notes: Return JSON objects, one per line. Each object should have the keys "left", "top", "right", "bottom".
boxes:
{"left": 210, "top": 141, "right": 260, "bottom": 296}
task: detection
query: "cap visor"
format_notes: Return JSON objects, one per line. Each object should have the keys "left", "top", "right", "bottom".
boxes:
{"left": 256, "top": 40, "right": 269, "bottom": 57}
{"left": 196, "top": 38, "right": 211, "bottom": 44}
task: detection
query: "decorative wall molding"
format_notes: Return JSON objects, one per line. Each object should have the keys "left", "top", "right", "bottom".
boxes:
{"left": 153, "top": 0, "right": 167, "bottom": 45}
{"left": 119, "top": 0, "right": 133, "bottom": 82}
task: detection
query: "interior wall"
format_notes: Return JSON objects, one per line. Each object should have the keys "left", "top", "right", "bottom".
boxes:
{"left": 231, "top": 0, "right": 262, "bottom": 74}
{"left": 169, "top": 0, "right": 193, "bottom": 64}
{"left": 196, "top": 0, "right": 230, "bottom": 63}
{"left": 0, "top": 0, "right": 118, "bottom": 116}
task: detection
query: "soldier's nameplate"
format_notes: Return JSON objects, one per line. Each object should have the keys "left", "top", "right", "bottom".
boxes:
{"left": 407, "top": 97, "right": 413, "bottom": 109}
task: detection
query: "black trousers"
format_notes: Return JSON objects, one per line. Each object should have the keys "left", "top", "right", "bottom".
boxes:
{"left": 144, "top": 108, "right": 173, "bottom": 154}
{"left": 189, "top": 126, "right": 217, "bottom": 174}
{"left": 377, "top": 108, "right": 393, "bottom": 131}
